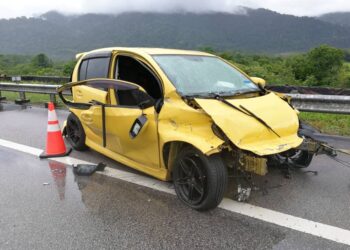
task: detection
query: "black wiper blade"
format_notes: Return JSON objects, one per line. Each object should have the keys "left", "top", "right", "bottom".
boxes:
{"left": 215, "top": 95, "right": 248, "bottom": 115}
{"left": 239, "top": 105, "right": 281, "bottom": 138}
{"left": 215, "top": 95, "right": 280, "bottom": 138}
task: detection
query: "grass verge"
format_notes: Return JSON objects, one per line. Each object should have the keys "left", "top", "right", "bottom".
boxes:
{"left": 0, "top": 91, "right": 65, "bottom": 107}
{"left": 300, "top": 112, "right": 350, "bottom": 136}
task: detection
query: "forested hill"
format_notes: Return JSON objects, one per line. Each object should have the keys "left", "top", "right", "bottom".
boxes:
{"left": 1, "top": 8, "right": 350, "bottom": 58}
{"left": 318, "top": 12, "right": 350, "bottom": 27}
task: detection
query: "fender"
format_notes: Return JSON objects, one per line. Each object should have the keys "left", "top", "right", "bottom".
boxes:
{"left": 158, "top": 98, "right": 224, "bottom": 157}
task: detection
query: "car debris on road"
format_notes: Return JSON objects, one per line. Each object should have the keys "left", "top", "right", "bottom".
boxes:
{"left": 73, "top": 162, "right": 106, "bottom": 176}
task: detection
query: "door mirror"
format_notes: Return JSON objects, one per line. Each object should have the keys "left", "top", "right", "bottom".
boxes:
{"left": 130, "top": 115, "right": 148, "bottom": 139}
{"left": 250, "top": 77, "right": 266, "bottom": 88}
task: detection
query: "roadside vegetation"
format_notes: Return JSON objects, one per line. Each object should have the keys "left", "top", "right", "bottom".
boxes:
{"left": 204, "top": 45, "right": 350, "bottom": 88}
{"left": 0, "top": 45, "right": 349, "bottom": 136}
{"left": 299, "top": 112, "right": 350, "bottom": 136}
{"left": 0, "top": 53, "right": 74, "bottom": 77}
{"left": 0, "top": 92, "right": 64, "bottom": 106}
{"left": 0, "top": 45, "right": 349, "bottom": 87}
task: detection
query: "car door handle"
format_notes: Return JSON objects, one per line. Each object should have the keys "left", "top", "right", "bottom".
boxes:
{"left": 76, "top": 89, "right": 83, "bottom": 98}
{"left": 81, "top": 112, "right": 93, "bottom": 123}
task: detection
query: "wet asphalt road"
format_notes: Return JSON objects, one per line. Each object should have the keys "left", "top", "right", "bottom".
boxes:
{"left": 1, "top": 102, "right": 350, "bottom": 249}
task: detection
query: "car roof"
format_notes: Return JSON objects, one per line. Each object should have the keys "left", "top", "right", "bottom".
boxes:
{"left": 76, "top": 47, "right": 214, "bottom": 59}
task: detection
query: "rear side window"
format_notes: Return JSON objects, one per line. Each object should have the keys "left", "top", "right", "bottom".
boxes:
{"left": 79, "top": 57, "right": 110, "bottom": 81}
{"left": 79, "top": 60, "right": 88, "bottom": 81}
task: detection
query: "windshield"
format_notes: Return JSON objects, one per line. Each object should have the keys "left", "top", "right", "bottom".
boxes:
{"left": 153, "top": 55, "right": 259, "bottom": 96}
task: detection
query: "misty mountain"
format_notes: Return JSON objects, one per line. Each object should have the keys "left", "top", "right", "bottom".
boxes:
{"left": 318, "top": 12, "right": 350, "bottom": 27}
{"left": 0, "top": 9, "right": 350, "bottom": 59}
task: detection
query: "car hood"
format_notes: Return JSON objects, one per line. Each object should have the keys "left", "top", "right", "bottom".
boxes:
{"left": 195, "top": 92, "right": 303, "bottom": 156}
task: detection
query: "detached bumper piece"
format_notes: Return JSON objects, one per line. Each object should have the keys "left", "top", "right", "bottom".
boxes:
{"left": 73, "top": 162, "right": 106, "bottom": 176}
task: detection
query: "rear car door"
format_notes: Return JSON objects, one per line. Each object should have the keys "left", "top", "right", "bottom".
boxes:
{"left": 73, "top": 54, "right": 111, "bottom": 104}
{"left": 75, "top": 55, "right": 111, "bottom": 143}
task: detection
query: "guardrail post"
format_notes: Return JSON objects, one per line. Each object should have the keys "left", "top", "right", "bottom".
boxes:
{"left": 45, "top": 93, "right": 57, "bottom": 108}
{"left": 15, "top": 91, "right": 30, "bottom": 105}
{"left": 0, "top": 90, "right": 6, "bottom": 101}
{"left": 49, "top": 94, "right": 56, "bottom": 104}
{"left": 11, "top": 76, "right": 30, "bottom": 105}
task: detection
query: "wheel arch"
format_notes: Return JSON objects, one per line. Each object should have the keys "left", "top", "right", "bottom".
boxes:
{"left": 161, "top": 139, "right": 223, "bottom": 180}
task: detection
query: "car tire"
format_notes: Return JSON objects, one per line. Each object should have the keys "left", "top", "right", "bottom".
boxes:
{"left": 269, "top": 149, "right": 314, "bottom": 168}
{"left": 66, "top": 113, "right": 88, "bottom": 151}
{"left": 173, "top": 146, "right": 228, "bottom": 211}
{"left": 287, "top": 150, "right": 314, "bottom": 168}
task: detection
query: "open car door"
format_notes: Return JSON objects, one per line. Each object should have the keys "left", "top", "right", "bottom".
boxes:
{"left": 58, "top": 79, "right": 160, "bottom": 169}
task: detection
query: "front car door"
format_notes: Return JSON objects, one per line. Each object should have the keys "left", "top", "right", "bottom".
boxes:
{"left": 104, "top": 52, "right": 163, "bottom": 169}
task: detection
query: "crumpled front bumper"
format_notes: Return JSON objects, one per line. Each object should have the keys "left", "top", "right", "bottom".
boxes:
{"left": 235, "top": 134, "right": 303, "bottom": 156}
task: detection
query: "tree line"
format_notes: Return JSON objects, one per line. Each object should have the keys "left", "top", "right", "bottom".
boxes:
{"left": 205, "top": 45, "right": 349, "bottom": 88}
{"left": 0, "top": 45, "right": 349, "bottom": 88}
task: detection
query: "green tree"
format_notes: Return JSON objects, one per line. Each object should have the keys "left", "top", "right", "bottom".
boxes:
{"left": 63, "top": 60, "right": 76, "bottom": 76}
{"left": 31, "top": 53, "right": 52, "bottom": 68}
{"left": 306, "top": 45, "right": 344, "bottom": 85}
{"left": 288, "top": 55, "right": 311, "bottom": 82}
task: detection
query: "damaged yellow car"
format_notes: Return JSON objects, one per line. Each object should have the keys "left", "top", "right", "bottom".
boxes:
{"left": 58, "top": 47, "right": 326, "bottom": 211}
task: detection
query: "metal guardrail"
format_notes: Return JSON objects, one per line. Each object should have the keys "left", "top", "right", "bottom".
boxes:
{"left": 0, "top": 82, "right": 70, "bottom": 104}
{"left": 0, "top": 75, "right": 69, "bottom": 84}
{"left": 0, "top": 82, "right": 349, "bottom": 114}
{"left": 2, "top": 75, "right": 349, "bottom": 96}
{"left": 268, "top": 85, "right": 350, "bottom": 96}
{"left": 288, "top": 94, "right": 350, "bottom": 114}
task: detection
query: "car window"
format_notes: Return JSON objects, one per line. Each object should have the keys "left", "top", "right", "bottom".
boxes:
{"left": 115, "top": 55, "right": 162, "bottom": 100}
{"left": 79, "top": 57, "right": 110, "bottom": 81}
{"left": 153, "top": 55, "right": 258, "bottom": 96}
{"left": 86, "top": 57, "right": 110, "bottom": 79}
{"left": 78, "top": 60, "right": 88, "bottom": 81}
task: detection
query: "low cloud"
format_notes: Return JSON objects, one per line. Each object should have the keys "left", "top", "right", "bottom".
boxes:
{"left": 0, "top": 0, "right": 350, "bottom": 19}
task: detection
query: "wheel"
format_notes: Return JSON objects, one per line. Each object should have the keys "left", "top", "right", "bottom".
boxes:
{"left": 66, "top": 113, "right": 88, "bottom": 151}
{"left": 173, "top": 146, "right": 228, "bottom": 211}
{"left": 268, "top": 121, "right": 316, "bottom": 169}
{"left": 269, "top": 149, "right": 314, "bottom": 168}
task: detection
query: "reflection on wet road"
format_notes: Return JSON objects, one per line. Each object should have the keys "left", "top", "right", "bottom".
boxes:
{"left": 1, "top": 146, "right": 348, "bottom": 249}
{"left": 48, "top": 161, "right": 67, "bottom": 200}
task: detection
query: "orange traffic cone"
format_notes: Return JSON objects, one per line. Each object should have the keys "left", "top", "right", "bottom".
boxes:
{"left": 40, "top": 102, "right": 72, "bottom": 159}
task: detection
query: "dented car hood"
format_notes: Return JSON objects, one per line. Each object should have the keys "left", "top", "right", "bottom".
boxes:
{"left": 195, "top": 92, "right": 303, "bottom": 156}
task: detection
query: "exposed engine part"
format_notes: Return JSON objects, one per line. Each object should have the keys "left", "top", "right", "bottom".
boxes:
{"left": 222, "top": 149, "right": 268, "bottom": 176}
{"left": 239, "top": 154, "right": 268, "bottom": 176}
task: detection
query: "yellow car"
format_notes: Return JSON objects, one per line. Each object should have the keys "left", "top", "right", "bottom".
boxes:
{"left": 58, "top": 47, "right": 316, "bottom": 211}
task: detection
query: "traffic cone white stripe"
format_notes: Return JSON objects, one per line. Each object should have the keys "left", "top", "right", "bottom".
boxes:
{"left": 47, "top": 123, "right": 61, "bottom": 132}
{"left": 48, "top": 110, "right": 58, "bottom": 122}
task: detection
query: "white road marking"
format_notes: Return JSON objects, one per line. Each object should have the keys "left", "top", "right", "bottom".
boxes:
{"left": 0, "top": 138, "right": 43, "bottom": 156}
{"left": 0, "top": 138, "right": 350, "bottom": 246}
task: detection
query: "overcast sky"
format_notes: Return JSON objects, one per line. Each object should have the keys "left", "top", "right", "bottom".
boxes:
{"left": 0, "top": 0, "right": 349, "bottom": 19}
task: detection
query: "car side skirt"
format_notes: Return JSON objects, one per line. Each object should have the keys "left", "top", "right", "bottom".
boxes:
{"left": 85, "top": 138, "right": 169, "bottom": 181}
